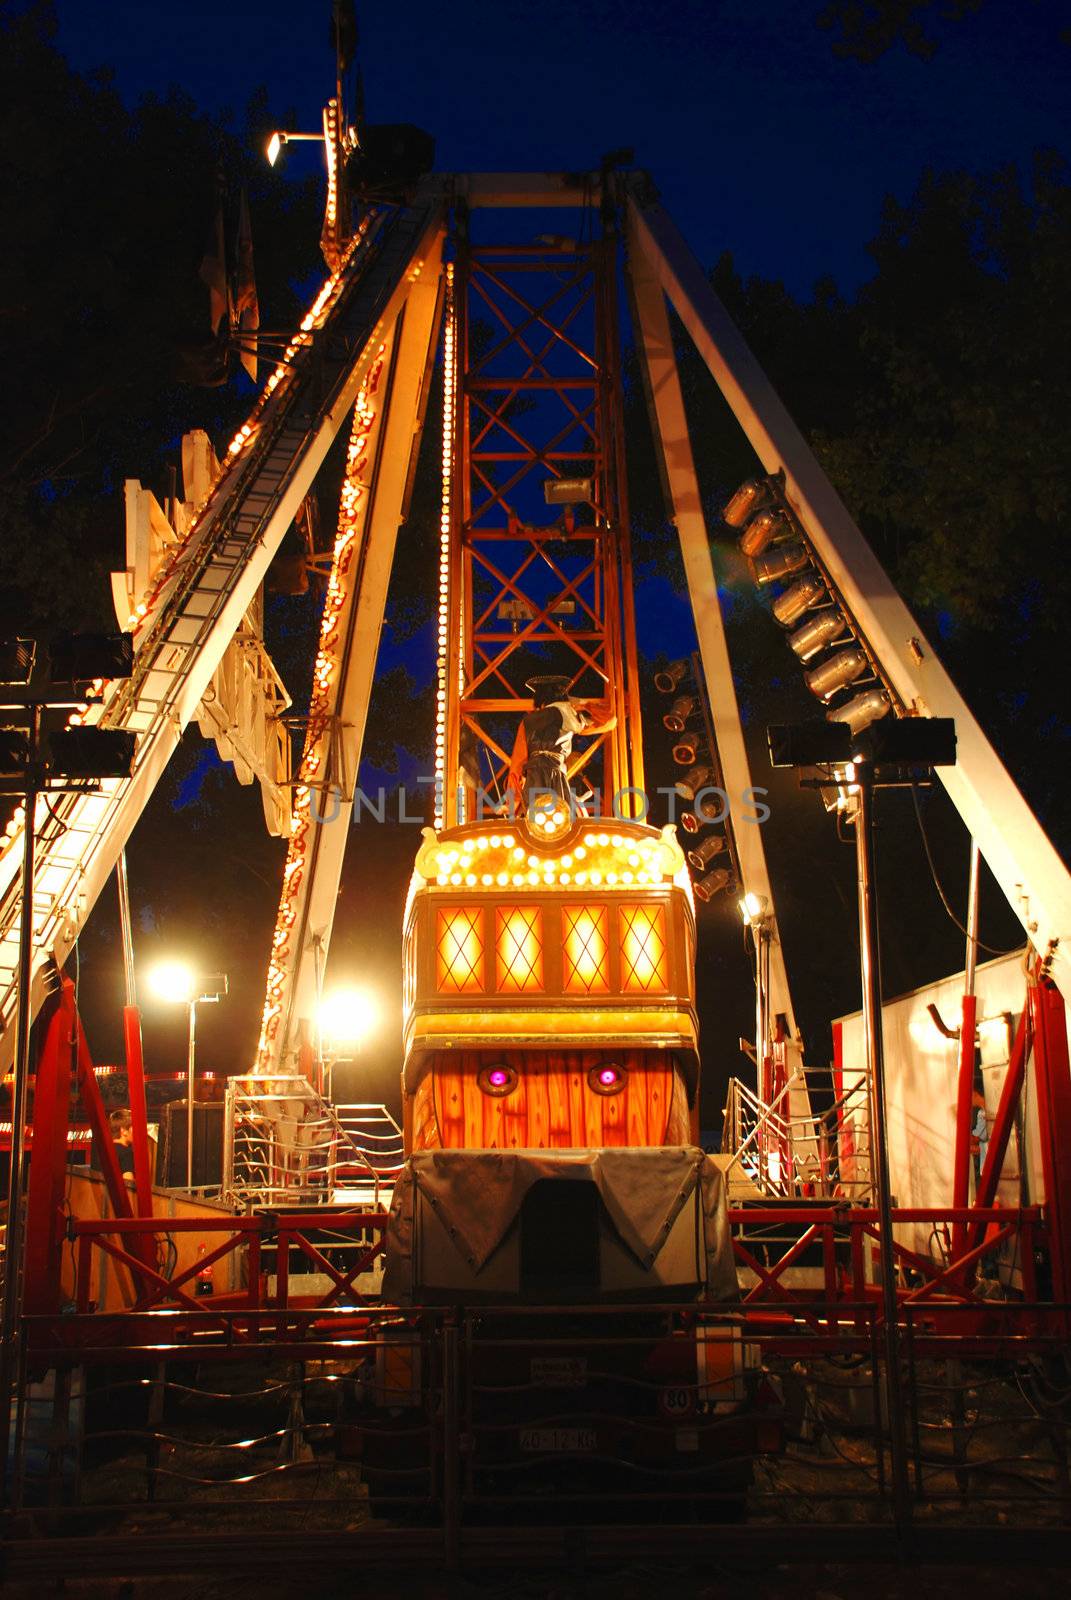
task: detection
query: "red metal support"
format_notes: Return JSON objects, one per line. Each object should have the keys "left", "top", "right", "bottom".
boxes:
{"left": 122, "top": 1004, "right": 154, "bottom": 1223}
{"left": 950, "top": 991, "right": 977, "bottom": 1257}
{"left": 22, "top": 982, "right": 77, "bottom": 1315}
{"left": 973, "top": 995, "right": 1032, "bottom": 1219}
{"left": 1029, "top": 975, "right": 1071, "bottom": 1304}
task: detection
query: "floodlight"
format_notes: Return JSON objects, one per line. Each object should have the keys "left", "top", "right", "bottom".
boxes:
{"left": 149, "top": 961, "right": 196, "bottom": 1004}
{"left": 767, "top": 720, "right": 853, "bottom": 768}
{"left": 739, "top": 891, "right": 769, "bottom": 925}
{"left": 694, "top": 868, "right": 733, "bottom": 903}
{"left": 674, "top": 765, "right": 714, "bottom": 802}
{"left": 722, "top": 478, "right": 771, "bottom": 529}
{"left": 319, "top": 987, "right": 379, "bottom": 1045}
{"left": 662, "top": 696, "right": 695, "bottom": 733}
{"left": 48, "top": 727, "right": 136, "bottom": 779}
{"left": 739, "top": 509, "right": 790, "bottom": 559}
{"left": 803, "top": 647, "right": 868, "bottom": 702}
{"left": 49, "top": 632, "right": 133, "bottom": 684}
{"left": 829, "top": 687, "right": 890, "bottom": 737}
{"left": 267, "top": 131, "right": 283, "bottom": 166}
{"left": 654, "top": 659, "right": 689, "bottom": 694}
{"left": 544, "top": 477, "right": 592, "bottom": 505}
{"left": 788, "top": 610, "right": 849, "bottom": 662}
{"left": 0, "top": 728, "right": 30, "bottom": 780}
{"left": 0, "top": 639, "right": 35, "bottom": 686}
{"left": 750, "top": 543, "right": 810, "bottom": 586}
{"left": 687, "top": 834, "right": 726, "bottom": 872}
{"left": 853, "top": 717, "right": 956, "bottom": 768}
{"left": 672, "top": 739, "right": 700, "bottom": 766}
{"left": 772, "top": 574, "right": 826, "bottom": 627}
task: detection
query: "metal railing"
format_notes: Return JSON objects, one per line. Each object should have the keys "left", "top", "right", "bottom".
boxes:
{"left": 723, "top": 1069, "right": 872, "bottom": 1199}
{"left": 222, "top": 1077, "right": 387, "bottom": 1209}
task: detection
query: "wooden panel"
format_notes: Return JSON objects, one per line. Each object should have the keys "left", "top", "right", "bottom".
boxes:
{"left": 547, "top": 1057, "right": 573, "bottom": 1148}
{"left": 526, "top": 1053, "right": 551, "bottom": 1148}
{"left": 411, "top": 1077, "right": 441, "bottom": 1151}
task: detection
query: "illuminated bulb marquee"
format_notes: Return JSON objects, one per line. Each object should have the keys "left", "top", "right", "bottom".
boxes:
{"left": 413, "top": 820, "right": 688, "bottom": 895}
{"left": 254, "top": 347, "right": 387, "bottom": 1071}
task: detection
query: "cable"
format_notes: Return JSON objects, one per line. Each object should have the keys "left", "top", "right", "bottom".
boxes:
{"left": 910, "top": 785, "right": 1020, "bottom": 956}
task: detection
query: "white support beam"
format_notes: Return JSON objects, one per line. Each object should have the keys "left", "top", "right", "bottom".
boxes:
{"left": 629, "top": 191, "right": 1071, "bottom": 1001}
{"left": 626, "top": 210, "right": 801, "bottom": 1049}
{"left": 274, "top": 233, "right": 447, "bottom": 1066}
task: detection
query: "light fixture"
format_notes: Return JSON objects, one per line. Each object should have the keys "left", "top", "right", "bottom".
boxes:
{"left": 654, "top": 659, "right": 689, "bottom": 694}
{"left": 672, "top": 738, "right": 700, "bottom": 766}
{"left": 319, "top": 986, "right": 380, "bottom": 1045}
{"left": 266, "top": 129, "right": 326, "bottom": 167}
{"left": 675, "top": 765, "right": 713, "bottom": 801}
{"left": 787, "top": 610, "right": 849, "bottom": 662}
{"left": 739, "top": 891, "right": 769, "bottom": 926}
{"left": 687, "top": 835, "right": 726, "bottom": 872}
{"left": 804, "top": 646, "right": 869, "bottom": 702}
{"left": 772, "top": 574, "right": 826, "bottom": 627}
{"left": 662, "top": 695, "right": 696, "bottom": 733}
{"left": 48, "top": 727, "right": 136, "bottom": 780}
{"left": 768, "top": 720, "right": 853, "bottom": 768}
{"left": 739, "top": 508, "right": 790, "bottom": 559}
{"left": 829, "top": 687, "right": 891, "bottom": 736}
{"left": 722, "top": 478, "right": 771, "bottom": 529}
{"left": 750, "top": 543, "right": 810, "bottom": 586}
{"left": 0, "top": 640, "right": 35, "bottom": 686}
{"left": 148, "top": 961, "right": 196, "bottom": 1004}
{"left": 478, "top": 1062, "right": 518, "bottom": 1096}
{"left": 544, "top": 477, "right": 592, "bottom": 505}
{"left": 49, "top": 632, "right": 133, "bottom": 684}
{"left": 588, "top": 1062, "right": 626, "bottom": 1095}
{"left": 694, "top": 868, "right": 733, "bottom": 903}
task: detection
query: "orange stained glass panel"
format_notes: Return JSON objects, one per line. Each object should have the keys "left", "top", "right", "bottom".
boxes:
{"left": 495, "top": 905, "right": 544, "bottom": 994}
{"left": 563, "top": 905, "right": 610, "bottom": 995}
{"left": 436, "top": 906, "right": 485, "bottom": 993}
{"left": 619, "top": 903, "right": 669, "bottom": 993}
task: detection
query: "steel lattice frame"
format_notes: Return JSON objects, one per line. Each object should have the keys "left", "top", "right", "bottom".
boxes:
{"left": 440, "top": 233, "right": 644, "bottom": 825}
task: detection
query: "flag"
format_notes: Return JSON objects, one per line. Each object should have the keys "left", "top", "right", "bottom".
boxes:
{"left": 198, "top": 171, "right": 229, "bottom": 337}
{"left": 234, "top": 187, "right": 260, "bottom": 382}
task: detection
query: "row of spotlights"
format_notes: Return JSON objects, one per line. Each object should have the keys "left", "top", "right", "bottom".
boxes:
{"left": 725, "top": 478, "right": 892, "bottom": 738}
{"left": 653, "top": 659, "right": 736, "bottom": 905}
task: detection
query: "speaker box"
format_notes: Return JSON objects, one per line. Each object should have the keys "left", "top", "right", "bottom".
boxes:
{"left": 158, "top": 1101, "right": 224, "bottom": 1188}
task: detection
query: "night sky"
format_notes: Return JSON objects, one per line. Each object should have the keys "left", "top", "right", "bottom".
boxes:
{"left": 41, "top": 0, "right": 1069, "bottom": 1121}
{"left": 56, "top": 0, "right": 1071, "bottom": 296}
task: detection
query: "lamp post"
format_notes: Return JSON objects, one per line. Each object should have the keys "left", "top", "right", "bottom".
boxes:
{"left": 148, "top": 964, "right": 228, "bottom": 1189}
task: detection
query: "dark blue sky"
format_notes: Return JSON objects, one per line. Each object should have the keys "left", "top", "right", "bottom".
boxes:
{"left": 57, "top": 0, "right": 1070, "bottom": 297}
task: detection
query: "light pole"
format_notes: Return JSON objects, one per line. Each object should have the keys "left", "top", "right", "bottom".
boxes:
{"left": 148, "top": 964, "right": 228, "bottom": 1189}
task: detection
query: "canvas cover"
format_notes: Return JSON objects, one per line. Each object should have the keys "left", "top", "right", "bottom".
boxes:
{"left": 383, "top": 1145, "right": 737, "bottom": 1303}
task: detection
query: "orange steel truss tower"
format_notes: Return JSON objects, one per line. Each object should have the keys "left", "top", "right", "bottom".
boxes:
{"left": 437, "top": 230, "right": 644, "bottom": 827}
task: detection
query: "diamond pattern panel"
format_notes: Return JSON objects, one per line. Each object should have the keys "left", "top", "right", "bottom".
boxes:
{"left": 563, "top": 905, "right": 610, "bottom": 995}
{"left": 495, "top": 906, "right": 544, "bottom": 994}
{"left": 619, "top": 903, "right": 668, "bottom": 994}
{"left": 436, "top": 906, "right": 485, "bottom": 994}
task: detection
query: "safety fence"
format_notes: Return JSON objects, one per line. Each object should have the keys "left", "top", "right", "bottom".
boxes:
{"left": 723, "top": 1069, "right": 872, "bottom": 1200}
{"left": 8, "top": 1298, "right": 1070, "bottom": 1561}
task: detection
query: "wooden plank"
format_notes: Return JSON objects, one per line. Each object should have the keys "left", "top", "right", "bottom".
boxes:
{"left": 526, "top": 1052, "right": 550, "bottom": 1149}
{"left": 547, "top": 1057, "right": 572, "bottom": 1148}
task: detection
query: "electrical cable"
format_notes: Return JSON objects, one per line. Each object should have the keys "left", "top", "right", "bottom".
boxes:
{"left": 910, "top": 785, "right": 1020, "bottom": 956}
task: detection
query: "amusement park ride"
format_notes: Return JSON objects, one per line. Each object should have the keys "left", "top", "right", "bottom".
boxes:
{"left": 2, "top": 9, "right": 1071, "bottom": 1549}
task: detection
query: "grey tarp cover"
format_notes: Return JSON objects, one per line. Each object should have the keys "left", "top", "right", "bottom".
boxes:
{"left": 383, "top": 1146, "right": 737, "bottom": 1302}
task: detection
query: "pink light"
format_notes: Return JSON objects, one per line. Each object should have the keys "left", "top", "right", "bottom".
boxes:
{"left": 598, "top": 1067, "right": 620, "bottom": 1088}
{"left": 488, "top": 1068, "right": 509, "bottom": 1088}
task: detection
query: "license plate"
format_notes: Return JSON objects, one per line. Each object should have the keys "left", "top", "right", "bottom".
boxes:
{"left": 530, "top": 1356, "right": 587, "bottom": 1388}
{"left": 519, "top": 1427, "right": 596, "bottom": 1453}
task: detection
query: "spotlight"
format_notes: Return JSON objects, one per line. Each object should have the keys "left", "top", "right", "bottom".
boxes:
{"left": 804, "top": 647, "right": 869, "bottom": 702}
{"left": 750, "top": 543, "right": 810, "bottom": 586}
{"left": 694, "top": 867, "right": 733, "bottom": 903}
{"left": 687, "top": 834, "right": 726, "bottom": 872}
{"left": 768, "top": 720, "right": 853, "bottom": 768}
{"left": 0, "top": 639, "right": 36, "bottom": 686}
{"left": 654, "top": 659, "right": 690, "bottom": 694}
{"left": 149, "top": 961, "right": 196, "bottom": 1004}
{"left": 319, "top": 987, "right": 380, "bottom": 1045}
{"left": 788, "top": 610, "right": 849, "bottom": 662}
{"left": 739, "top": 508, "right": 791, "bottom": 559}
{"left": 739, "top": 891, "right": 769, "bottom": 925}
{"left": 675, "top": 765, "right": 714, "bottom": 801}
{"left": 722, "top": 478, "right": 772, "bottom": 529}
{"left": 680, "top": 810, "right": 701, "bottom": 835}
{"left": 49, "top": 632, "right": 133, "bottom": 684}
{"left": 48, "top": 727, "right": 137, "bottom": 779}
{"left": 695, "top": 791, "right": 726, "bottom": 823}
{"left": 772, "top": 574, "right": 826, "bottom": 627}
{"left": 267, "top": 131, "right": 284, "bottom": 166}
{"left": 828, "top": 687, "right": 890, "bottom": 736}
{"left": 663, "top": 695, "right": 696, "bottom": 733}
{"left": 544, "top": 477, "right": 592, "bottom": 505}
{"left": 672, "top": 738, "right": 700, "bottom": 766}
